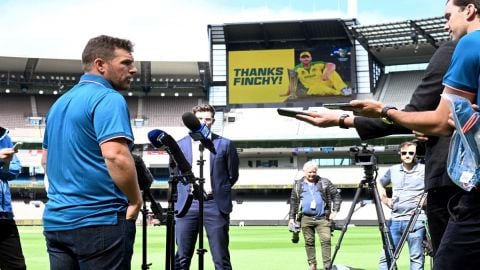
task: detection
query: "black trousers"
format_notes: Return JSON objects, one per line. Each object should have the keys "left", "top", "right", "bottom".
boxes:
{"left": 433, "top": 189, "right": 480, "bottom": 270}
{"left": 426, "top": 185, "right": 461, "bottom": 255}
{"left": 0, "top": 219, "right": 26, "bottom": 270}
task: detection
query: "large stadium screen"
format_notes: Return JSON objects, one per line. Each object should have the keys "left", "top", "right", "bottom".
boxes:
{"left": 228, "top": 42, "right": 354, "bottom": 107}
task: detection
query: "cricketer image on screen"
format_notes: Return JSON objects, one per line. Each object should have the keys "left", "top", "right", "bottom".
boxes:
{"left": 227, "top": 42, "right": 354, "bottom": 107}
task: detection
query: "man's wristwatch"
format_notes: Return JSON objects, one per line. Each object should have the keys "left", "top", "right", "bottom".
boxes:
{"left": 338, "top": 114, "right": 350, "bottom": 129}
{"left": 380, "top": 106, "right": 397, "bottom": 124}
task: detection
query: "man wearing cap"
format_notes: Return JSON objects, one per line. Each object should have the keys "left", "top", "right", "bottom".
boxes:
{"left": 282, "top": 51, "right": 351, "bottom": 98}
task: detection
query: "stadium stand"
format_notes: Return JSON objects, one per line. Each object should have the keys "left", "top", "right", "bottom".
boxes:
{"left": 11, "top": 200, "right": 44, "bottom": 225}
{"left": 0, "top": 16, "right": 449, "bottom": 226}
{"left": 142, "top": 96, "right": 200, "bottom": 127}
{"left": 35, "top": 94, "right": 58, "bottom": 117}
{"left": 378, "top": 70, "right": 425, "bottom": 108}
{"left": 0, "top": 94, "right": 32, "bottom": 128}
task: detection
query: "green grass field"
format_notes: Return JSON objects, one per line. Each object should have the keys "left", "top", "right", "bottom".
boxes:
{"left": 19, "top": 225, "right": 432, "bottom": 270}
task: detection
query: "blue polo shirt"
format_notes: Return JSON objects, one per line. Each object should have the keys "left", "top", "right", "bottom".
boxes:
{"left": 42, "top": 74, "right": 134, "bottom": 231}
{"left": 443, "top": 30, "right": 480, "bottom": 104}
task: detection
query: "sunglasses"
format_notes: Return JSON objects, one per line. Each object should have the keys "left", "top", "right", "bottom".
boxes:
{"left": 400, "top": 151, "right": 415, "bottom": 156}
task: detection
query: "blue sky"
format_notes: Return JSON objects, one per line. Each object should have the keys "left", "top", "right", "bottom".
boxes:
{"left": 0, "top": 0, "right": 445, "bottom": 61}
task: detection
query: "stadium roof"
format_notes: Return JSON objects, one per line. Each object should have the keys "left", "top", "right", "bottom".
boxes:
{"left": 217, "top": 18, "right": 357, "bottom": 50}
{"left": 0, "top": 56, "right": 209, "bottom": 96}
{"left": 210, "top": 16, "right": 450, "bottom": 67}
{"left": 0, "top": 16, "right": 450, "bottom": 94}
{"left": 351, "top": 16, "right": 450, "bottom": 66}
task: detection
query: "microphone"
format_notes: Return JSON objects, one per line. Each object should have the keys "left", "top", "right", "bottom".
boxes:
{"left": 182, "top": 112, "right": 217, "bottom": 154}
{"left": 147, "top": 129, "right": 195, "bottom": 183}
{"left": 132, "top": 154, "right": 154, "bottom": 191}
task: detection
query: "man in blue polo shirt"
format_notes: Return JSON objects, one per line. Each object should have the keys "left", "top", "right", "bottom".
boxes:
{"left": 42, "top": 35, "right": 142, "bottom": 270}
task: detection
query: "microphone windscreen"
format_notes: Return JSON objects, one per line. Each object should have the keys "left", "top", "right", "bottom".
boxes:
{"left": 132, "top": 154, "right": 153, "bottom": 191}
{"left": 182, "top": 112, "right": 201, "bottom": 131}
{"left": 147, "top": 129, "right": 164, "bottom": 148}
{"left": 153, "top": 131, "right": 192, "bottom": 175}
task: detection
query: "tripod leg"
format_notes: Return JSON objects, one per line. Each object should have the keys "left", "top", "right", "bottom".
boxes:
{"left": 388, "top": 192, "right": 427, "bottom": 270}
{"left": 141, "top": 191, "right": 152, "bottom": 270}
{"left": 370, "top": 179, "right": 397, "bottom": 270}
{"left": 328, "top": 180, "right": 366, "bottom": 270}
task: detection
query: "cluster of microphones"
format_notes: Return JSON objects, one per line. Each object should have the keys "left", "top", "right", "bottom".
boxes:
{"left": 146, "top": 112, "right": 217, "bottom": 185}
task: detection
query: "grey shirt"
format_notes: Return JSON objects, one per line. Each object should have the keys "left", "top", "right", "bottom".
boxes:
{"left": 380, "top": 163, "right": 426, "bottom": 220}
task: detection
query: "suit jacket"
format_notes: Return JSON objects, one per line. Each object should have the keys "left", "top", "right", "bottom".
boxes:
{"left": 175, "top": 133, "right": 239, "bottom": 215}
{"left": 354, "top": 40, "right": 457, "bottom": 191}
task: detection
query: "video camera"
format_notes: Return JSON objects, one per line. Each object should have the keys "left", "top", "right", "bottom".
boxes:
{"left": 289, "top": 223, "right": 301, "bottom": 243}
{"left": 350, "top": 143, "right": 378, "bottom": 181}
{"left": 330, "top": 220, "right": 344, "bottom": 234}
{"left": 349, "top": 143, "right": 377, "bottom": 166}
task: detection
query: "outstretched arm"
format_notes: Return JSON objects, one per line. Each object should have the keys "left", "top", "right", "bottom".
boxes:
{"left": 350, "top": 87, "right": 474, "bottom": 136}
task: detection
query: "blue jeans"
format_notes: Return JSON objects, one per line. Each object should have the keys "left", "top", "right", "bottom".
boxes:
{"left": 43, "top": 213, "right": 136, "bottom": 270}
{"left": 379, "top": 219, "right": 426, "bottom": 270}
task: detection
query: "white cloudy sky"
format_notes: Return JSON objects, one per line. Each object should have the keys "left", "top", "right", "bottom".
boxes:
{"left": 0, "top": 0, "right": 445, "bottom": 61}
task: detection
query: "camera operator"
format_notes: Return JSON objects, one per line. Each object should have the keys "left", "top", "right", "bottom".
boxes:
{"left": 288, "top": 161, "right": 341, "bottom": 270}
{"left": 377, "top": 141, "right": 426, "bottom": 270}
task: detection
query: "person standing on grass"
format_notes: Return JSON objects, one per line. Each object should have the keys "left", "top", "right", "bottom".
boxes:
{"left": 377, "top": 141, "right": 426, "bottom": 270}
{"left": 0, "top": 126, "right": 26, "bottom": 270}
{"left": 41, "top": 35, "right": 142, "bottom": 270}
{"left": 288, "top": 161, "right": 341, "bottom": 270}
{"left": 174, "top": 104, "right": 240, "bottom": 270}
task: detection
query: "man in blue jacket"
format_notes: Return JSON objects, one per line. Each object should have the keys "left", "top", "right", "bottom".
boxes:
{"left": 175, "top": 104, "right": 239, "bottom": 270}
{"left": 0, "top": 126, "right": 26, "bottom": 270}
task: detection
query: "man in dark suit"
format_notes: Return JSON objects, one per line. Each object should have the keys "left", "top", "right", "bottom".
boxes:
{"left": 175, "top": 104, "right": 239, "bottom": 270}
{"left": 295, "top": 40, "right": 461, "bottom": 257}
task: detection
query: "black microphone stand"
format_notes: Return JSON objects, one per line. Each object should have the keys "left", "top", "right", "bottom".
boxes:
{"left": 196, "top": 144, "right": 207, "bottom": 270}
{"left": 164, "top": 162, "right": 181, "bottom": 270}
{"left": 140, "top": 190, "right": 151, "bottom": 270}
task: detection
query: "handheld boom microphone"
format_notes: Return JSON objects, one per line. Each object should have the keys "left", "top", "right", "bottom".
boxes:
{"left": 182, "top": 112, "right": 217, "bottom": 154}
{"left": 147, "top": 129, "right": 195, "bottom": 183}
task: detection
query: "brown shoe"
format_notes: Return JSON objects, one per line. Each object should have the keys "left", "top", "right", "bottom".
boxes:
{"left": 309, "top": 264, "right": 317, "bottom": 270}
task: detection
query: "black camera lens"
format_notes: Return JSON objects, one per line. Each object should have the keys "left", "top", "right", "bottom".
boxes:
{"left": 291, "top": 231, "right": 300, "bottom": 243}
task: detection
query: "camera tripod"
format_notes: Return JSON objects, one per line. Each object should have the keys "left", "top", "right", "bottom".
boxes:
{"left": 328, "top": 164, "right": 397, "bottom": 270}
